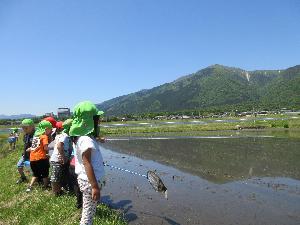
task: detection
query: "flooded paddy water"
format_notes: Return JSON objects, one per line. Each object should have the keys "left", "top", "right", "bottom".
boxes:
{"left": 100, "top": 117, "right": 295, "bottom": 128}
{"left": 100, "top": 130, "right": 300, "bottom": 225}
{"left": 0, "top": 128, "right": 12, "bottom": 135}
{"left": 1, "top": 126, "right": 299, "bottom": 224}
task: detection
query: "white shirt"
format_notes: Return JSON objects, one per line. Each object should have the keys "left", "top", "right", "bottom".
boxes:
{"left": 50, "top": 132, "right": 71, "bottom": 163}
{"left": 74, "top": 136, "right": 105, "bottom": 182}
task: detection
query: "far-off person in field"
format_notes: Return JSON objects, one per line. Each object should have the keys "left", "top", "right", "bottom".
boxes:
{"left": 8, "top": 132, "right": 17, "bottom": 150}
{"left": 13, "top": 128, "right": 19, "bottom": 142}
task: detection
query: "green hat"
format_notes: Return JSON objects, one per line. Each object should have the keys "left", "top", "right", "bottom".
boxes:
{"left": 34, "top": 120, "right": 52, "bottom": 137}
{"left": 69, "top": 101, "right": 104, "bottom": 136}
{"left": 63, "top": 119, "right": 73, "bottom": 134}
{"left": 21, "top": 119, "right": 34, "bottom": 127}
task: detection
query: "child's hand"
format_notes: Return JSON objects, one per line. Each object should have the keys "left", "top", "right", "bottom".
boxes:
{"left": 92, "top": 186, "right": 101, "bottom": 201}
{"left": 99, "top": 137, "right": 106, "bottom": 143}
{"left": 59, "top": 157, "right": 65, "bottom": 165}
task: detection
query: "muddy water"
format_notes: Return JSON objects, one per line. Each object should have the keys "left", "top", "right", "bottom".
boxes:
{"left": 100, "top": 131, "right": 300, "bottom": 225}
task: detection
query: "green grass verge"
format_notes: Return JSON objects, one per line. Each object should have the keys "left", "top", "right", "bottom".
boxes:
{"left": 0, "top": 139, "right": 127, "bottom": 225}
{"left": 101, "top": 117, "right": 300, "bottom": 137}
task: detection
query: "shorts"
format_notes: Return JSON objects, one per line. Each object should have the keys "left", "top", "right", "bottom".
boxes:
{"left": 50, "top": 162, "right": 64, "bottom": 183}
{"left": 30, "top": 159, "right": 50, "bottom": 178}
{"left": 8, "top": 137, "right": 16, "bottom": 143}
{"left": 17, "top": 156, "right": 30, "bottom": 168}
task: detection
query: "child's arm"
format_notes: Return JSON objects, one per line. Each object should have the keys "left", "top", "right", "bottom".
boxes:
{"left": 44, "top": 144, "right": 49, "bottom": 157}
{"left": 82, "top": 149, "right": 100, "bottom": 201}
{"left": 57, "top": 142, "right": 65, "bottom": 164}
{"left": 99, "top": 137, "right": 106, "bottom": 143}
{"left": 42, "top": 135, "right": 49, "bottom": 156}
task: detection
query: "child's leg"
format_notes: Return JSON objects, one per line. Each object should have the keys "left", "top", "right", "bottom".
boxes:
{"left": 42, "top": 177, "right": 49, "bottom": 188}
{"left": 29, "top": 177, "right": 37, "bottom": 187}
{"left": 78, "top": 179, "right": 98, "bottom": 225}
{"left": 69, "top": 165, "right": 83, "bottom": 208}
{"left": 75, "top": 177, "right": 83, "bottom": 209}
{"left": 51, "top": 182, "right": 61, "bottom": 195}
{"left": 50, "top": 162, "right": 63, "bottom": 195}
{"left": 17, "top": 156, "right": 27, "bottom": 181}
{"left": 40, "top": 159, "right": 50, "bottom": 189}
{"left": 68, "top": 165, "right": 76, "bottom": 194}
{"left": 62, "top": 162, "right": 70, "bottom": 190}
{"left": 76, "top": 186, "right": 83, "bottom": 209}
{"left": 18, "top": 167, "right": 26, "bottom": 178}
{"left": 28, "top": 161, "right": 39, "bottom": 189}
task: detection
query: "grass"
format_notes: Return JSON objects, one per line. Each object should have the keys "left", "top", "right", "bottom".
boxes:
{"left": 0, "top": 134, "right": 7, "bottom": 139}
{"left": 1, "top": 116, "right": 300, "bottom": 138}
{"left": 0, "top": 139, "right": 127, "bottom": 225}
{"left": 101, "top": 117, "right": 300, "bottom": 137}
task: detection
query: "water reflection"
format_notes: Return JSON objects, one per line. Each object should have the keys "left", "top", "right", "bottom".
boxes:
{"left": 103, "top": 131, "right": 300, "bottom": 184}
{"left": 101, "top": 145, "right": 300, "bottom": 225}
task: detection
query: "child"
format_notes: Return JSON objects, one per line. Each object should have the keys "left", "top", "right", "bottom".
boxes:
{"left": 13, "top": 128, "right": 19, "bottom": 142}
{"left": 50, "top": 120, "right": 72, "bottom": 196}
{"left": 43, "top": 116, "right": 58, "bottom": 141}
{"left": 16, "top": 119, "right": 35, "bottom": 184}
{"left": 8, "top": 132, "right": 17, "bottom": 150}
{"left": 69, "top": 101, "right": 105, "bottom": 225}
{"left": 65, "top": 119, "right": 83, "bottom": 208}
{"left": 26, "top": 120, "right": 52, "bottom": 192}
{"left": 69, "top": 147, "right": 83, "bottom": 209}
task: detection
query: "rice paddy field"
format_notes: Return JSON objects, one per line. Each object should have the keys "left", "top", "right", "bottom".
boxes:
{"left": 1, "top": 115, "right": 300, "bottom": 224}
{"left": 100, "top": 116, "right": 300, "bottom": 137}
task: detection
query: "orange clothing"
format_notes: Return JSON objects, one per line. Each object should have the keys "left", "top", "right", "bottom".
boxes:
{"left": 30, "top": 135, "right": 49, "bottom": 161}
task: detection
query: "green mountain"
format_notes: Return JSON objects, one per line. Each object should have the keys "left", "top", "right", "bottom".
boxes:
{"left": 97, "top": 64, "right": 300, "bottom": 116}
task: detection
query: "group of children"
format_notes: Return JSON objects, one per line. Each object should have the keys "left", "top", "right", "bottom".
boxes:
{"left": 15, "top": 101, "right": 106, "bottom": 225}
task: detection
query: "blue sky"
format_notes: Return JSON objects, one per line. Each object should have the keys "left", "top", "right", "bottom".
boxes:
{"left": 0, "top": 0, "right": 299, "bottom": 115}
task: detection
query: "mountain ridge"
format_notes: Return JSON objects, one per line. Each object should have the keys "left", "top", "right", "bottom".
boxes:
{"left": 97, "top": 64, "right": 300, "bottom": 116}
{"left": 0, "top": 114, "right": 36, "bottom": 120}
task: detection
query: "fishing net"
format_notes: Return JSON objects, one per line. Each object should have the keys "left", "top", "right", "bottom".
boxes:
{"left": 103, "top": 163, "right": 168, "bottom": 199}
{"left": 147, "top": 171, "right": 168, "bottom": 199}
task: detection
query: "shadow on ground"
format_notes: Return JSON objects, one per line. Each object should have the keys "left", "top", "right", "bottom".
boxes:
{"left": 101, "top": 195, "right": 181, "bottom": 225}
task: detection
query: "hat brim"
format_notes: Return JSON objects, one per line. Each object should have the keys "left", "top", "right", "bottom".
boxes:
{"left": 69, "top": 118, "right": 94, "bottom": 136}
{"left": 97, "top": 111, "right": 104, "bottom": 116}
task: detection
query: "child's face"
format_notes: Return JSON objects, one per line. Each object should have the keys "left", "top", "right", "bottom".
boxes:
{"left": 22, "top": 126, "right": 35, "bottom": 134}
{"left": 45, "top": 127, "right": 52, "bottom": 136}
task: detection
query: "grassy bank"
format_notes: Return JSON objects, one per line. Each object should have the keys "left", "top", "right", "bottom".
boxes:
{"left": 0, "top": 139, "right": 126, "bottom": 225}
{"left": 0, "top": 134, "right": 7, "bottom": 139}
{"left": 101, "top": 117, "right": 300, "bottom": 137}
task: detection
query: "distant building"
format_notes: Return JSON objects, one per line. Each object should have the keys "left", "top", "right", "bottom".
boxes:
{"left": 44, "top": 112, "right": 55, "bottom": 117}
{"left": 182, "top": 115, "right": 191, "bottom": 119}
{"left": 154, "top": 116, "right": 167, "bottom": 120}
{"left": 57, "top": 108, "right": 71, "bottom": 119}
{"left": 257, "top": 111, "right": 268, "bottom": 116}
{"left": 280, "top": 108, "right": 292, "bottom": 113}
